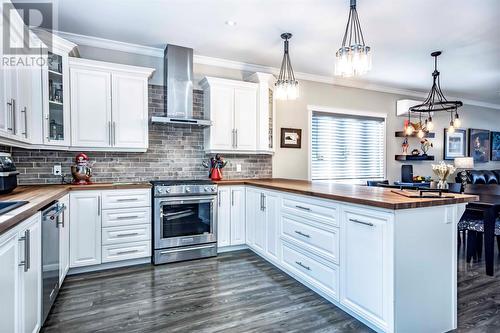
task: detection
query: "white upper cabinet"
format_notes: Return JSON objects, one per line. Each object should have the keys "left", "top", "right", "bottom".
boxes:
{"left": 69, "top": 58, "right": 154, "bottom": 152}
{"left": 202, "top": 77, "right": 270, "bottom": 154}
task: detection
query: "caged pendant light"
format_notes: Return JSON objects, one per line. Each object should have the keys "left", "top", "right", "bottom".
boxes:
{"left": 275, "top": 33, "right": 299, "bottom": 100}
{"left": 335, "top": 0, "right": 372, "bottom": 77}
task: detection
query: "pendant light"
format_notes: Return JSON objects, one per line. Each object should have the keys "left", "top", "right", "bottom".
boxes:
{"left": 275, "top": 33, "right": 299, "bottom": 100}
{"left": 335, "top": 0, "right": 372, "bottom": 77}
{"left": 405, "top": 51, "right": 463, "bottom": 135}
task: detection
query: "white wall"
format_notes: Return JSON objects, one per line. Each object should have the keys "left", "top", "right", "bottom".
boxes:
{"left": 75, "top": 43, "right": 500, "bottom": 182}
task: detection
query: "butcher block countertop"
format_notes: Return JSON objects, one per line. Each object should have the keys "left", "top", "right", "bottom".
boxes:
{"left": 215, "top": 178, "right": 478, "bottom": 210}
{"left": 0, "top": 182, "right": 151, "bottom": 236}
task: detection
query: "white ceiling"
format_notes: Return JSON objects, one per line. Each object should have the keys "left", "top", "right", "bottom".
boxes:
{"left": 54, "top": 0, "right": 500, "bottom": 107}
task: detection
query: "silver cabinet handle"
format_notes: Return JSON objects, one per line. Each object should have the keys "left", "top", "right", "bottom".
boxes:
{"left": 262, "top": 194, "right": 266, "bottom": 210}
{"left": 108, "top": 121, "right": 112, "bottom": 145}
{"left": 6, "top": 99, "right": 13, "bottom": 131}
{"left": 116, "top": 198, "right": 139, "bottom": 202}
{"left": 18, "top": 229, "right": 30, "bottom": 272}
{"left": 97, "top": 196, "right": 101, "bottom": 216}
{"left": 116, "top": 249, "right": 139, "bottom": 255}
{"left": 349, "top": 218, "right": 374, "bottom": 227}
{"left": 218, "top": 192, "right": 221, "bottom": 207}
{"left": 235, "top": 129, "right": 238, "bottom": 148}
{"left": 260, "top": 193, "right": 264, "bottom": 211}
{"left": 231, "top": 129, "right": 235, "bottom": 148}
{"left": 295, "top": 205, "right": 311, "bottom": 211}
{"left": 21, "top": 107, "right": 27, "bottom": 137}
{"left": 231, "top": 190, "right": 234, "bottom": 206}
{"left": 116, "top": 232, "right": 140, "bottom": 238}
{"left": 11, "top": 99, "right": 16, "bottom": 134}
{"left": 294, "top": 230, "right": 310, "bottom": 238}
{"left": 112, "top": 121, "right": 116, "bottom": 146}
{"left": 295, "top": 261, "right": 311, "bottom": 271}
{"left": 115, "top": 215, "right": 140, "bottom": 220}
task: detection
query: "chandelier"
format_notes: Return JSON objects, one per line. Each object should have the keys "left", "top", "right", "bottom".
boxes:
{"left": 335, "top": 0, "right": 372, "bottom": 77}
{"left": 275, "top": 33, "right": 299, "bottom": 100}
{"left": 405, "top": 51, "right": 463, "bottom": 137}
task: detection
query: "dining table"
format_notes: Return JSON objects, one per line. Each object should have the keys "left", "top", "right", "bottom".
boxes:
{"left": 464, "top": 184, "right": 500, "bottom": 276}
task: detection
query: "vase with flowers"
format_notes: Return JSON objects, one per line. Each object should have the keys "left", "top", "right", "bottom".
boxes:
{"left": 431, "top": 161, "right": 456, "bottom": 190}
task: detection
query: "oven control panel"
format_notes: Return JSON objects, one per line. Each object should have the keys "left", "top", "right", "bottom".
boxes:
{"left": 154, "top": 184, "right": 217, "bottom": 197}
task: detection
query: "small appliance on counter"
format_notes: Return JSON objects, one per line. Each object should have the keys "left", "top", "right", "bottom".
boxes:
{"left": 71, "top": 153, "right": 94, "bottom": 185}
{"left": 0, "top": 152, "right": 20, "bottom": 194}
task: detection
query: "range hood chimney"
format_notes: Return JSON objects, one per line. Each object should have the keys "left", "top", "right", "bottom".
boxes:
{"left": 151, "top": 44, "right": 211, "bottom": 126}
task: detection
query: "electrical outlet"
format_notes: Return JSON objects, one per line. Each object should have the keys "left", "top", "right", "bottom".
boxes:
{"left": 236, "top": 164, "right": 242, "bottom": 172}
{"left": 53, "top": 164, "right": 62, "bottom": 176}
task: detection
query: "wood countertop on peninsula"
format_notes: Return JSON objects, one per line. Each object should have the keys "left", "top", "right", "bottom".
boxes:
{"left": 0, "top": 182, "right": 151, "bottom": 236}
{"left": 215, "top": 178, "right": 478, "bottom": 210}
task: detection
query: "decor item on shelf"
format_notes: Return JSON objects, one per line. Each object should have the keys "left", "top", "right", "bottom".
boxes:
{"left": 203, "top": 154, "right": 228, "bottom": 181}
{"left": 491, "top": 131, "right": 500, "bottom": 161}
{"left": 420, "top": 138, "right": 433, "bottom": 156}
{"left": 335, "top": 0, "right": 371, "bottom": 77}
{"left": 444, "top": 128, "right": 466, "bottom": 160}
{"left": 411, "top": 149, "right": 420, "bottom": 156}
{"left": 431, "top": 161, "right": 456, "bottom": 190}
{"left": 275, "top": 33, "right": 299, "bottom": 100}
{"left": 413, "top": 175, "right": 432, "bottom": 183}
{"left": 454, "top": 157, "right": 474, "bottom": 190}
{"left": 402, "top": 137, "right": 409, "bottom": 155}
{"left": 404, "top": 51, "right": 463, "bottom": 134}
{"left": 71, "top": 152, "right": 94, "bottom": 185}
{"left": 280, "top": 128, "right": 302, "bottom": 148}
{"left": 468, "top": 129, "right": 490, "bottom": 163}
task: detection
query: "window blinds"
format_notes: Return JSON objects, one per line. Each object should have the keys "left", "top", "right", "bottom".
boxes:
{"left": 311, "top": 111, "right": 385, "bottom": 180}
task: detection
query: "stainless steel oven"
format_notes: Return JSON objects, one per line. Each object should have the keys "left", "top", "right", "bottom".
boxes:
{"left": 152, "top": 180, "right": 217, "bottom": 264}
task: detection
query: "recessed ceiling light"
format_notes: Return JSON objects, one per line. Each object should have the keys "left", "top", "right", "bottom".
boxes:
{"left": 225, "top": 20, "right": 237, "bottom": 26}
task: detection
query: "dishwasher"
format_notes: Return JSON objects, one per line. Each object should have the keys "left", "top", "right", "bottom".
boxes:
{"left": 41, "top": 200, "right": 66, "bottom": 324}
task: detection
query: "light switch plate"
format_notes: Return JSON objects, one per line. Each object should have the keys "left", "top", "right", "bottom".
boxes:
{"left": 236, "top": 164, "right": 242, "bottom": 172}
{"left": 53, "top": 164, "right": 62, "bottom": 176}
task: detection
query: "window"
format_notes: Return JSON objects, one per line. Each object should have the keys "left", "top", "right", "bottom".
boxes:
{"left": 311, "top": 111, "right": 385, "bottom": 181}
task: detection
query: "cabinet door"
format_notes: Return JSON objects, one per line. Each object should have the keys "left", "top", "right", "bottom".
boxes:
{"left": 112, "top": 73, "right": 148, "bottom": 149}
{"left": 245, "top": 188, "right": 260, "bottom": 248}
{"left": 253, "top": 192, "right": 266, "bottom": 253}
{"left": 19, "top": 214, "right": 42, "bottom": 333}
{"left": 217, "top": 187, "right": 231, "bottom": 248}
{"left": 59, "top": 194, "right": 70, "bottom": 284}
{"left": 230, "top": 186, "right": 246, "bottom": 245}
{"left": 70, "top": 191, "right": 102, "bottom": 267}
{"left": 70, "top": 67, "right": 111, "bottom": 147}
{"left": 234, "top": 87, "right": 257, "bottom": 151}
{"left": 0, "top": 232, "right": 19, "bottom": 333}
{"left": 209, "top": 85, "right": 234, "bottom": 150}
{"left": 15, "top": 66, "right": 33, "bottom": 142}
{"left": 264, "top": 192, "right": 280, "bottom": 262}
{"left": 340, "top": 208, "right": 391, "bottom": 329}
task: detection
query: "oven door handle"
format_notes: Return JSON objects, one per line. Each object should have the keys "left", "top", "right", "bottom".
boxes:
{"left": 158, "top": 197, "right": 216, "bottom": 206}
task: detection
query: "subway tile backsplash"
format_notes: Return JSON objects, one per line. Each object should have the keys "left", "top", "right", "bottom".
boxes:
{"left": 4, "top": 85, "right": 272, "bottom": 184}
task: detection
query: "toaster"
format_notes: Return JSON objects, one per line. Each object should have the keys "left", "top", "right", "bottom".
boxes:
{"left": 0, "top": 152, "right": 19, "bottom": 194}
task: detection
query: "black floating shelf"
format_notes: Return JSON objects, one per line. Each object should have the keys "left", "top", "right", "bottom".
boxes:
{"left": 395, "top": 155, "right": 435, "bottom": 161}
{"left": 395, "top": 131, "right": 435, "bottom": 138}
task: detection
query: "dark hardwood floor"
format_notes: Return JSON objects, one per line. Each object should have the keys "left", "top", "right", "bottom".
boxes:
{"left": 42, "top": 245, "right": 500, "bottom": 333}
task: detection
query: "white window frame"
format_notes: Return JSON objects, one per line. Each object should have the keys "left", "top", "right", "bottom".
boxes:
{"left": 307, "top": 105, "right": 387, "bottom": 183}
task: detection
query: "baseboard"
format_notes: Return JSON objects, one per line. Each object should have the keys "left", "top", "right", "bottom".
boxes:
{"left": 68, "top": 257, "right": 151, "bottom": 275}
{"left": 217, "top": 244, "right": 249, "bottom": 253}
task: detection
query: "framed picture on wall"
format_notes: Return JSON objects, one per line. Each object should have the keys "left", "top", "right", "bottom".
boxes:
{"left": 443, "top": 128, "right": 466, "bottom": 160}
{"left": 280, "top": 128, "right": 302, "bottom": 148}
{"left": 491, "top": 131, "right": 500, "bottom": 161}
{"left": 468, "top": 129, "right": 490, "bottom": 163}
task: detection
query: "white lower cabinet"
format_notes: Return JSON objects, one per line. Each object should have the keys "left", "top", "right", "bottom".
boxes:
{"left": 340, "top": 206, "right": 393, "bottom": 332}
{"left": 70, "top": 191, "right": 102, "bottom": 267}
{"left": 69, "top": 188, "right": 151, "bottom": 269}
{"left": 217, "top": 186, "right": 245, "bottom": 248}
{"left": 0, "top": 212, "right": 41, "bottom": 333}
{"left": 59, "top": 194, "right": 70, "bottom": 284}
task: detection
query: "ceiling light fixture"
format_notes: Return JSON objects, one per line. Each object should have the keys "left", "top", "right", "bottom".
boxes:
{"left": 335, "top": 0, "right": 372, "bottom": 77}
{"left": 406, "top": 51, "right": 463, "bottom": 134}
{"left": 275, "top": 33, "right": 299, "bottom": 100}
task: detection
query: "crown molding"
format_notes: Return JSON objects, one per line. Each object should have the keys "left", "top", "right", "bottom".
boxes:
{"left": 54, "top": 30, "right": 500, "bottom": 110}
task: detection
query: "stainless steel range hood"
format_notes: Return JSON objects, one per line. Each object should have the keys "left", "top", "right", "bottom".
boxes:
{"left": 151, "top": 44, "right": 211, "bottom": 127}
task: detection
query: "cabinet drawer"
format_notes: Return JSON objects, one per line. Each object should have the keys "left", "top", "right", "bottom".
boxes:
{"left": 282, "top": 195, "right": 338, "bottom": 227}
{"left": 282, "top": 242, "right": 339, "bottom": 299}
{"left": 102, "top": 224, "right": 151, "bottom": 245}
{"left": 101, "top": 189, "right": 150, "bottom": 209}
{"left": 102, "top": 241, "right": 151, "bottom": 263}
{"left": 102, "top": 207, "right": 151, "bottom": 227}
{"left": 282, "top": 214, "right": 339, "bottom": 264}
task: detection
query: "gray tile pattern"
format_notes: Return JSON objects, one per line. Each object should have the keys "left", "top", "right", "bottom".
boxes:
{"left": 3, "top": 85, "right": 272, "bottom": 184}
